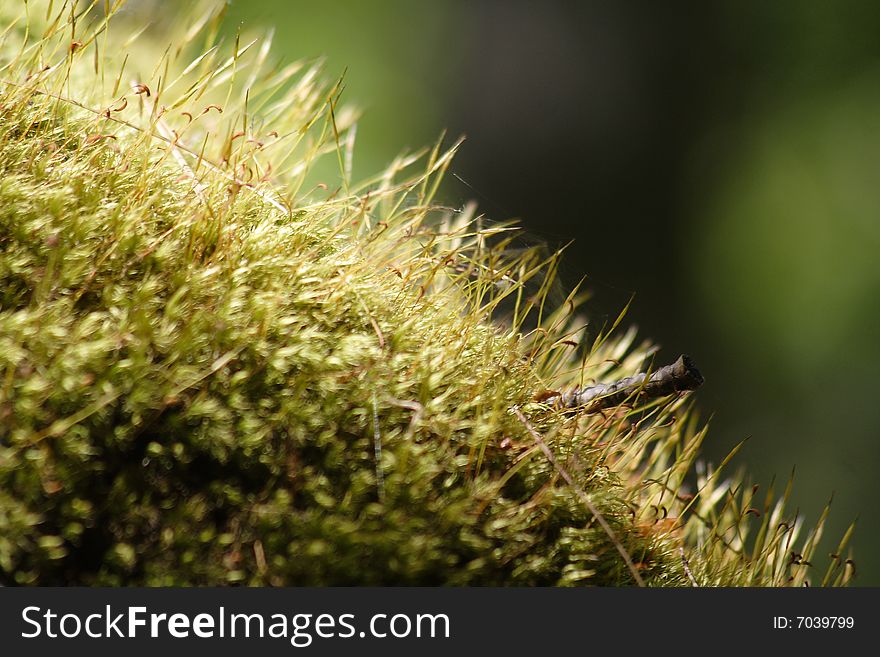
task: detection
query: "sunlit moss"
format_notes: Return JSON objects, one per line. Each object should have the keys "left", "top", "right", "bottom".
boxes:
{"left": 0, "top": 1, "right": 851, "bottom": 586}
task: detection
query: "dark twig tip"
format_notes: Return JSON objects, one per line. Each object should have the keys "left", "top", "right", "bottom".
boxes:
{"left": 672, "top": 354, "right": 705, "bottom": 390}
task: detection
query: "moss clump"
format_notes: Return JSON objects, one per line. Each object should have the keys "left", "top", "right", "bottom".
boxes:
{"left": 0, "top": 2, "right": 853, "bottom": 586}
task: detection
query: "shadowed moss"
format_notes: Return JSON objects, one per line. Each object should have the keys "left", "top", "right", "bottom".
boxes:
{"left": 0, "top": 1, "right": 853, "bottom": 586}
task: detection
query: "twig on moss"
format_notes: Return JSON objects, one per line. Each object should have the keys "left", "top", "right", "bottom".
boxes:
{"left": 680, "top": 546, "right": 699, "bottom": 587}
{"left": 387, "top": 397, "right": 424, "bottom": 442}
{"left": 514, "top": 407, "right": 646, "bottom": 587}
{"left": 134, "top": 78, "right": 210, "bottom": 204}
{"left": 372, "top": 392, "right": 385, "bottom": 503}
{"left": 554, "top": 354, "right": 704, "bottom": 413}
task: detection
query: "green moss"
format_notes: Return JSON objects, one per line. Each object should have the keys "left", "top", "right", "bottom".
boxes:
{"left": 0, "top": 1, "right": 852, "bottom": 586}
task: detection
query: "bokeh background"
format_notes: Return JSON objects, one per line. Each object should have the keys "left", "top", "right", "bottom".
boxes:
{"left": 156, "top": 0, "right": 878, "bottom": 583}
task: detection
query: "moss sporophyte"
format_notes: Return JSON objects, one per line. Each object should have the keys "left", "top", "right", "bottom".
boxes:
{"left": 0, "top": 1, "right": 854, "bottom": 586}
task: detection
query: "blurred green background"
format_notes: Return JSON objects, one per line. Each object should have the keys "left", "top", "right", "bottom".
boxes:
{"left": 158, "top": 0, "right": 878, "bottom": 583}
